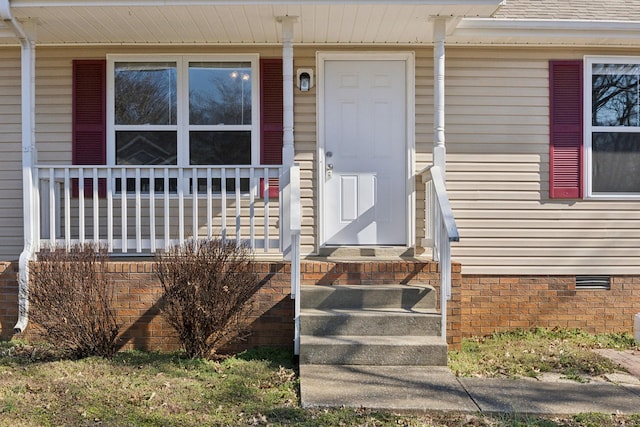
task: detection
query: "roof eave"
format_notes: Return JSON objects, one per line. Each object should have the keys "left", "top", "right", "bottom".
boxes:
{"left": 450, "top": 18, "right": 640, "bottom": 46}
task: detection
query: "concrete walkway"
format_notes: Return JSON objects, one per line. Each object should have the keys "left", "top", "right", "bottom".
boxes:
{"left": 300, "top": 349, "right": 640, "bottom": 415}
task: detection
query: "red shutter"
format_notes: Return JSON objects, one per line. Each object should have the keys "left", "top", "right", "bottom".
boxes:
{"left": 260, "top": 58, "right": 283, "bottom": 199}
{"left": 549, "top": 60, "right": 583, "bottom": 199}
{"left": 72, "top": 59, "right": 106, "bottom": 197}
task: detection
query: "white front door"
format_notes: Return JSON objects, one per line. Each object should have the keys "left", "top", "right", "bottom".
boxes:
{"left": 322, "top": 59, "right": 407, "bottom": 246}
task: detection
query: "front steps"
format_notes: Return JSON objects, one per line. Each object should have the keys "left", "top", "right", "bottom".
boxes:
{"left": 299, "top": 283, "right": 448, "bottom": 366}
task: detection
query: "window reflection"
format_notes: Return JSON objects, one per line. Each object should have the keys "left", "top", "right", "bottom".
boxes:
{"left": 115, "top": 62, "right": 177, "bottom": 126}
{"left": 116, "top": 131, "right": 177, "bottom": 165}
{"left": 592, "top": 64, "right": 640, "bottom": 127}
{"left": 592, "top": 132, "right": 640, "bottom": 192}
{"left": 189, "top": 62, "right": 252, "bottom": 126}
{"left": 189, "top": 131, "right": 251, "bottom": 165}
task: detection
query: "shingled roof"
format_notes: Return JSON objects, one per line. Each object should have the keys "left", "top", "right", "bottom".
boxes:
{"left": 494, "top": 0, "right": 640, "bottom": 21}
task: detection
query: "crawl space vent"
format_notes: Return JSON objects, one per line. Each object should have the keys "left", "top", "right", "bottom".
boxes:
{"left": 575, "top": 275, "right": 610, "bottom": 290}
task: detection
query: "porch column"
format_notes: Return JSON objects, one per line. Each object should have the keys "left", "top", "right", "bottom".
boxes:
{"left": 278, "top": 16, "right": 297, "bottom": 167}
{"left": 433, "top": 17, "right": 447, "bottom": 176}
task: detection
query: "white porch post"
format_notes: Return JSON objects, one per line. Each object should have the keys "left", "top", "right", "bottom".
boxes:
{"left": 433, "top": 17, "right": 447, "bottom": 176}
{"left": 278, "top": 16, "right": 297, "bottom": 168}
{"left": 277, "top": 16, "right": 298, "bottom": 261}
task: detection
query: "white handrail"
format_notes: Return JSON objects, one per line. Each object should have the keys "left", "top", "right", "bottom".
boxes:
{"left": 34, "top": 165, "right": 282, "bottom": 254}
{"left": 279, "top": 165, "right": 302, "bottom": 354}
{"left": 420, "top": 165, "right": 459, "bottom": 342}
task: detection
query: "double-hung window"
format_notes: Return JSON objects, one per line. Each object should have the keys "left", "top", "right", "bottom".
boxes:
{"left": 107, "top": 54, "right": 259, "bottom": 193}
{"left": 586, "top": 56, "right": 640, "bottom": 198}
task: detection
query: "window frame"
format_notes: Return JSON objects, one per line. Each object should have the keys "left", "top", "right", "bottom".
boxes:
{"left": 106, "top": 54, "right": 260, "bottom": 168}
{"left": 584, "top": 55, "right": 640, "bottom": 200}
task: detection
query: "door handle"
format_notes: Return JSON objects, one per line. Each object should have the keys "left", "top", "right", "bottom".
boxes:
{"left": 326, "top": 163, "right": 333, "bottom": 171}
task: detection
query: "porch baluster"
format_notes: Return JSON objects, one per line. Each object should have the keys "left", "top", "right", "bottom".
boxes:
{"left": 149, "top": 168, "right": 156, "bottom": 253}
{"left": 206, "top": 168, "right": 212, "bottom": 240}
{"left": 192, "top": 167, "right": 198, "bottom": 241}
{"left": 121, "top": 167, "right": 127, "bottom": 253}
{"left": 221, "top": 168, "right": 227, "bottom": 244}
{"left": 64, "top": 168, "right": 71, "bottom": 251}
{"left": 106, "top": 168, "right": 113, "bottom": 252}
{"left": 249, "top": 167, "right": 255, "bottom": 249}
{"left": 92, "top": 167, "right": 99, "bottom": 243}
{"left": 78, "top": 168, "right": 85, "bottom": 244}
{"left": 234, "top": 167, "right": 241, "bottom": 247}
{"left": 263, "top": 166, "right": 270, "bottom": 253}
{"left": 48, "top": 167, "right": 55, "bottom": 250}
{"left": 135, "top": 167, "right": 142, "bottom": 253}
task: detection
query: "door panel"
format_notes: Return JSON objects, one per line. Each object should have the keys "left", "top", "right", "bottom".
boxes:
{"left": 323, "top": 60, "right": 406, "bottom": 245}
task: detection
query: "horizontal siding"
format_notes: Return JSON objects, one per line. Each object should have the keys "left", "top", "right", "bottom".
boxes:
{"left": 3, "top": 43, "right": 640, "bottom": 277}
{"left": 292, "top": 47, "right": 317, "bottom": 256}
{"left": 446, "top": 46, "right": 640, "bottom": 275}
{"left": 0, "top": 48, "right": 23, "bottom": 260}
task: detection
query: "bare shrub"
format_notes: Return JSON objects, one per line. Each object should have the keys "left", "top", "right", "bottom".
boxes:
{"left": 28, "top": 243, "right": 120, "bottom": 359}
{"left": 155, "top": 239, "right": 261, "bottom": 359}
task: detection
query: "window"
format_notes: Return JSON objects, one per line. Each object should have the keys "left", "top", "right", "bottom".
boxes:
{"left": 586, "top": 57, "right": 640, "bottom": 197}
{"left": 107, "top": 55, "right": 259, "bottom": 192}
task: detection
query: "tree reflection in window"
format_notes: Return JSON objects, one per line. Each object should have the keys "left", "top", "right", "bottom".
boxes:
{"left": 115, "top": 62, "right": 177, "bottom": 125}
{"left": 189, "top": 62, "right": 252, "bottom": 126}
{"left": 591, "top": 63, "right": 640, "bottom": 194}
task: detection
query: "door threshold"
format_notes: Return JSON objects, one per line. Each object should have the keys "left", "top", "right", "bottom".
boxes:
{"left": 317, "top": 246, "right": 415, "bottom": 258}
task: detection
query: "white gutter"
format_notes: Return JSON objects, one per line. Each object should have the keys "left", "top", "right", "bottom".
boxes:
{"left": 1, "top": 0, "right": 37, "bottom": 333}
{"left": 10, "top": 0, "right": 504, "bottom": 6}
{"left": 452, "top": 18, "right": 640, "bottom": 44}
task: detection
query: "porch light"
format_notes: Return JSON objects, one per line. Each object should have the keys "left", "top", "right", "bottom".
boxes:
{"left": 297, "top": 68, "right": 313, "bottom": 92}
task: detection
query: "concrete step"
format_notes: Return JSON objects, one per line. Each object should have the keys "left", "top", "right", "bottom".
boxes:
{"left": 300, "top": 284, "right": 437, "bottom": 311}
{"left": 300, "top": 308, "right": 441, "bottom": 337}
{"left": 299, "top": 335, "right": 448, "bottom": 366}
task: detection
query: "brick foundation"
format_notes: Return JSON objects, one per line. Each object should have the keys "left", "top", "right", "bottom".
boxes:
{"left": 0, "top": 260, "right": 294, "bottom": 353}
{"left": 2, "top": 259, "right": 638, "bottom": 352}
{"left": 460, "top": 275, "right": 640, "bottom": 339}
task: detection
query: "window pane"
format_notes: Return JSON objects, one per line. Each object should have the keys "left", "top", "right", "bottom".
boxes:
{"left": 189, "top": 62, "right": 252, "bottom": 126}
{"left": 116, "top": 131, "right": 178, "bottom": 165}
{"left": 189, "top": 131, "right": 251, "bottom": 165}
{"left": 592, "top": 132, "right": 640, "bottom": 192}
{"left": 115, "top": 62, "right": 177, "bottom": 125}
{"left": 592, "top": 63, "right": 640, "bottom": 127}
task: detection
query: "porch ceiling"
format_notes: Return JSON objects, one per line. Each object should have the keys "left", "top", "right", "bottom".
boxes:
{"left": 0, "top": 1, "right": 504, "bottom": 45}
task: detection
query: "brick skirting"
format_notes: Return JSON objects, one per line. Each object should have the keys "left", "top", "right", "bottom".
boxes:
{"left": 1, "top": 260, "right": 638, "bottom": 351}
{"left": 460, "top": 275, "right": 640, "bottom": 339}
{"left": 0, "top": 261, "right": 294, "bottom": 353}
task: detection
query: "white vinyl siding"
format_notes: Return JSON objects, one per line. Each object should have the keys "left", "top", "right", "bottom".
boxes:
{"left": 2, "top": 45, "right": 640, "bottom": 276}
{"left": 446, "top": 47, "right": 640, "bottom": 274}
{"left": 0, "top": 48, "right": 24, "bottom": 260}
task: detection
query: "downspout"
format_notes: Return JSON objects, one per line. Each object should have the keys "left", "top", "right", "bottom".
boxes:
{"left": 1, "top": 0, "right": 37, "bottom": 333}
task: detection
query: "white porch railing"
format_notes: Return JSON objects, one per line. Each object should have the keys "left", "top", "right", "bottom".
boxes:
{"left": 280, "top": 166, "right": 301, "bottom": 354}
{"left": 33, "top": 165, "right": 283, "bottom": 254}
{"left": 421, "top": 165, "right": 459, "bottom": 341}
